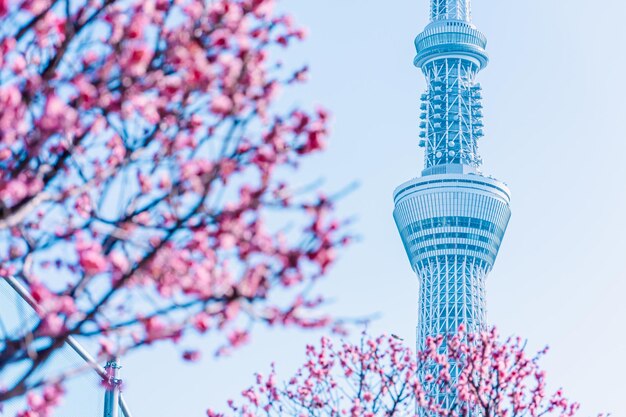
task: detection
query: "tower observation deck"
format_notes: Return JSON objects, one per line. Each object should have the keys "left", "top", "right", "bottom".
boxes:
{"left": 393, "top": 0, "right": 511, "bottom": 409}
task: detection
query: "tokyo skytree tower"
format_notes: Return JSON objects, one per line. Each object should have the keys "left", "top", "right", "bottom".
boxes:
{"left": 393, "top": 0, "right": 511, "bottom": 358}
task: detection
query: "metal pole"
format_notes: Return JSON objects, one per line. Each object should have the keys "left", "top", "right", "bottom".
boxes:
{"left": 2, "top": 276, "right": 133, "bottom": 417}
{"left": 103, "top": 358, "right": 121, "bottom": 417}
{"left": 118, "top": 395, "right": 133, "bottom": 417}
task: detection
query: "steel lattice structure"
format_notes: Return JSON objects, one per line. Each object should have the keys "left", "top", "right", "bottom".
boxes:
{"left": 393, "top": 0, "right": 511, "bottom": 412}
{"left": 430, "top": 0, "right": 471, "bottom": 21}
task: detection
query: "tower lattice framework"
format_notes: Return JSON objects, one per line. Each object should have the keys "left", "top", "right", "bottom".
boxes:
{"left": 393, "top": 0, "right": 511, "bottom": 412}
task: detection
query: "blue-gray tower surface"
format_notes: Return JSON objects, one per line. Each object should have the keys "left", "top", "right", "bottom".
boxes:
{"left": 393, "top": 0, "right": 511, "bottom": 355}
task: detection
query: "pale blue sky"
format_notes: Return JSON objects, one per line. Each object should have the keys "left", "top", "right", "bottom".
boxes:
{"left": 5, "top": 0, "right": 625, "bottom": 416}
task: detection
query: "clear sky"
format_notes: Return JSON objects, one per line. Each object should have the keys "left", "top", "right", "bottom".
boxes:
{"left": 5, "top": 0, "right": 625, "bottom": 416}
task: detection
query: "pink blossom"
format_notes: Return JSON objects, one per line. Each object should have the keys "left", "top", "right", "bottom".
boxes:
{"left": 137, "top": 171, "right": 152, "bottom": 194}
{"left": 3, "top": 177, "right": 28, "bottom": 204}
{"left": 143, "top": 317, "right": 172, "bottom": 343}
{"left": 77, "top": 241, "right": 107, "bottom": 275}
{"left": 40, "top": 94, "right": 77, "bottom": 131}
{"left": 227, "top": 330, "right": 249, "bottom": 348}
{"left": 0, "top": 147, "right": 11, "bottom": 160}
{"left": 74, "top": 193, "right": 92, "bottom": 218}
{"left": 98, "top": 338, "right": 116, "bottom": 357}
{"left": 193, "top": 313, "right": 212, "bottom": 333}
{"left": 210, "top": 94, "right": 233, "bottom": 115}
{"left": 182, "top": 350, "right": 201, "bottom": 362}
{"left": 109, "top": 251, "right": 130, "bottom": 274}
{"left": 39, "top": 314, "right": 65, "bottom": 337}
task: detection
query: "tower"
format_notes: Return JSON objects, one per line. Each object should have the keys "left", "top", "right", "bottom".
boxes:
{"left": 393, "top": 0, "right": 511, "bottom": 358}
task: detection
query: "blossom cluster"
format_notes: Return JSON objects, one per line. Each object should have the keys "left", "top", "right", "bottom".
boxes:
{"left": 15, "top": 384, "right": 64, "bottom": 417}
{"left": 211, "top": 328, "right": 594, "bottom": 417}
{"left": 0, "top": 0, "right": 349, "bottom": 407}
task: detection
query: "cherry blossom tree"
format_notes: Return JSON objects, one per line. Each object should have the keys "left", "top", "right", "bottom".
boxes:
{"left": 0, "top": 0, "right": 350, "bottom": 407}
{"left": 211, "top": 328, "right": 598, "bottom": 417}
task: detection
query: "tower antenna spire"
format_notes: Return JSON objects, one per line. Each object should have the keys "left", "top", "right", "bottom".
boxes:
{"left": 430, "top": 0, "right": 472, "bottom": 22}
